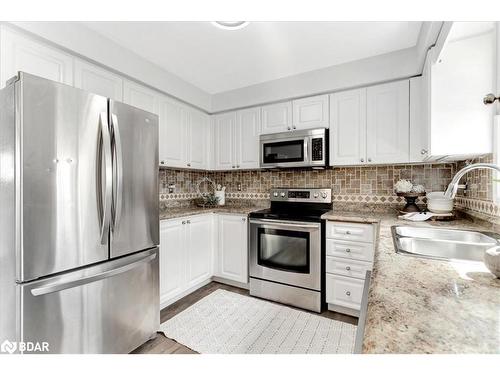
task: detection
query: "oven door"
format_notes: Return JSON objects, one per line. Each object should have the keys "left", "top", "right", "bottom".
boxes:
{"left": 249, "top": 219, "right": 321, "bottom": 291}
{"left": 260, "top": 137, "right": 309, "bottom": 168}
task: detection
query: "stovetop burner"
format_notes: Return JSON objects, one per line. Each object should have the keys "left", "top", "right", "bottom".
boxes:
{"left": 249, "top": 188, "right": 332, "bottom": 222}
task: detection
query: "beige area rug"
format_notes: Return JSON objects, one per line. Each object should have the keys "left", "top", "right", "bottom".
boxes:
{"left": 160, "top": 289, "right": 356, "bottom": 354}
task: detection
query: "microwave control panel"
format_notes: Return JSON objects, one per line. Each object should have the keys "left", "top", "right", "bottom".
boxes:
{"left": 311, "top": 138, "right": 323, "bottom": 161}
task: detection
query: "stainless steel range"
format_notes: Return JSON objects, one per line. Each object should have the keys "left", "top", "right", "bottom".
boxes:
{"left": 249, "top": 188, "right": 332, "bottom": 312}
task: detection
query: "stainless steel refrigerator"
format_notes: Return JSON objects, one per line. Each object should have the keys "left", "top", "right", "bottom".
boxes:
{"left": 0, "top": 72, "right": 160, "bottom": 354}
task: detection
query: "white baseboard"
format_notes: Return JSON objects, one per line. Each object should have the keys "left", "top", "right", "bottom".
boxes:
{"left": 327, "top": 303, "right": 360, "bottom": 318}
{"left": 212, "top": 276, "right": 249, "bottom": 290}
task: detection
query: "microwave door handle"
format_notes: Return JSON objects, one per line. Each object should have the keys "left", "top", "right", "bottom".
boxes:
{"left": 98, "top": 112, "right": 112, "bottom": 245}
{"left": 110, "top": 113, "right": 123, "bottom": 232}
{"left": 303, "top": 138, "right": 309, "bottom": 162}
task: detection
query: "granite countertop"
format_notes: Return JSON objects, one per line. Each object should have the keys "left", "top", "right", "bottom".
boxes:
{"left": 321, "top": 210, "right": 500, "bottom": 353}
{"left": 160, "top": 205, "right": 265, "bottom": 220}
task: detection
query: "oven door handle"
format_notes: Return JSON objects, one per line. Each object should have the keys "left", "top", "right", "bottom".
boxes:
{"left": 249, "top": 218, "right": 320, "bottom": 229}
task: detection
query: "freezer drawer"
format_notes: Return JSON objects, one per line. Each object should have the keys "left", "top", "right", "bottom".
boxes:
{"left": 19, "top": 248, "right": 159, "bottom": 354}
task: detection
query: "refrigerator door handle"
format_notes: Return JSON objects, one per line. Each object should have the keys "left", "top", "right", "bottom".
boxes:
{"left": 30, "top": 251, "right": 157, "bottom": 296}
{"left": 110, "top": 113, "right": 123, "bottom": 232}
{"left": 98, "top": 112, "right": 112, "bottom": 245}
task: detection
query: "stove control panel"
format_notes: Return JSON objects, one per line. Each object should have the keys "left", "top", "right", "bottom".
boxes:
{"left": 270, "top": 188, "right": 332, "bottom": 203}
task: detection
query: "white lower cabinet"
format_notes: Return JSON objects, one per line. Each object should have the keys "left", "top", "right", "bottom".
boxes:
{"left": 325, "top": 221, "right": 376, "bottom": 317}
{"left": 159, "top": 214, "right": 213, "bottom": 308}
{"left": 215, "top": 214, "right": 248, "bottom": 284}
{"left": 159, "top": 213, "right": 248, "bottom": 308}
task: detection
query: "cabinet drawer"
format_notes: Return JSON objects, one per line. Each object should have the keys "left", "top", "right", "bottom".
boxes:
{"left": 326, "top": 274, "right": 364, "bottom": 310}
{"left": 326, "top": 221, "right": 374, "bottom": 243}
{"left": 326, "top": 239, "right": 374, "bottom": 262}
{"left": 325, "top": 257, "right": 372, "bottom": 279}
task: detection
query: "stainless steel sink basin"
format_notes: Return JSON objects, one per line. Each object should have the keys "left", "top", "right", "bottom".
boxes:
{"left": 392, "top": 225, "right": 500, "bottom": 262}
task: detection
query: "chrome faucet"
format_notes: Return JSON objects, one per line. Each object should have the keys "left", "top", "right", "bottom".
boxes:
{"left": 444, "top": 163, "right": 500, "bottom": 199}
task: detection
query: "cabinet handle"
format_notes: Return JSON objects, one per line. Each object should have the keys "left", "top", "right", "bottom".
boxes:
{"left": 421, "top": 149, "right": 428, "bottom": 155}
{"left": 187, "top": 163, "right": 191, "bottom": 167}
{"left": 367, "top": 158, "right": 372, "bottom": 162}
{"left": 232, "top": 165, "right": 235, "bottom": 169}
{"left": 345, "top": 291, "right": 351, "bottom": 296}
{"left": 236, "top": 165, "right": 240, "bottom": 168}
{"left": 293, "top": 126, "right": 296, "bottom": 129}
{"left": 345, "top": 266, "right": 351, "bottom": 271}
{"left": 345, "top": 248, "right": 351, "bottom": 253}
{"left": 182, "top": 221, "right": 186, "bottom": 225}
{"left": 287, "top": 127, "right": 291, "bottom": 131}
{"left": 345, "top": 230, "right": 351, "bottom": 235}
{"left": 160, "top": 161, "right": 165, "bottom": 165}
{"left": 242, "top": 218, "right": 246, "bottom": 222}
{"left": 186, "top": 220, "right": 191, "bottom": 224}
{"left": 360, "top": 158, "right": 364, "bottom": 162}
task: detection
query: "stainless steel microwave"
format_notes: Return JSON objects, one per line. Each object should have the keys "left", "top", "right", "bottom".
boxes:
{"left": 260, "top": 128, "right": 328, "bottom": 169}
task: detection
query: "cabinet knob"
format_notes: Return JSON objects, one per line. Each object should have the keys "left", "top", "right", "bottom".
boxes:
{"left": 345, "top": 266, "right": 351, "bottom": 271}
{"left": 345, "top": 248, "right": 351, "bottom": 253}
{"left": 287, "top": 127, "right": 291, "bottom": 131}
{"left": 232, "top": 165, "right": 235, "bottom": 168}
{"left": 421, "top": 149, "right": 428, "bottom": 155}
{"left": 293, "top": 126, "right": 296, "bottom": 129}
{"left": 182, "top": 221, "right": 186, "bottom": 225}
{"left": 160, "top": 161, "right": 165, "bottom": 165}
{"left": 345, "top": 291, "right": 351, "bottom": 296}
{"left": 345, "top": 230, "right": 351, "bottom": 235}
{"left": 242, "top": 218, "right": 246, "bottom": 222}
{"left": 360, "top": 158, "right": 364, "bottom": 162}
{"left": 186, "top": 220, "right": 191, "bottom": 224}
{"left": 367, "top": 158, "right": 372, "bottom": 162}
{"left": 236, "top": 165, "right": 240, "bottom": 168}
{"left": 187, "top": 163, "right": 191, "bottom": 167}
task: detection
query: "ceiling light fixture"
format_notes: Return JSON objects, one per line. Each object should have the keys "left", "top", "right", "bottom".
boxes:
{"left": 212, "top": 21, "right": 249, "bottom": 30}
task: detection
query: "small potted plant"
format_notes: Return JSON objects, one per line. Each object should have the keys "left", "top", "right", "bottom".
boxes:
{"left": 394, "top": 179, "right": 426, "bottom": 213}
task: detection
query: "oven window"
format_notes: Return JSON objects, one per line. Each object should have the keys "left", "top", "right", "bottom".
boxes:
{"left": 263, "top": 140, "right": 304, "bottom": 164}
{"left": 257, "top": 228, "right": 310, "bottom": 273}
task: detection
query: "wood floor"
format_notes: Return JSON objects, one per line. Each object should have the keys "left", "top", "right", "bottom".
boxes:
{"left": 131, "top": 281, "right": 358, "bottom": 354}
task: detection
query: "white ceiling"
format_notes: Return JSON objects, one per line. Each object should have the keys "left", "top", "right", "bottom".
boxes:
{"left": 83, "top": 21, "right": 423, "bottom": 94}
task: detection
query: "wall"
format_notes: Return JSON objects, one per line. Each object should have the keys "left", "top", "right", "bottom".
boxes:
{"left": 160, "top": 159, "right": 500, "bottom": 219}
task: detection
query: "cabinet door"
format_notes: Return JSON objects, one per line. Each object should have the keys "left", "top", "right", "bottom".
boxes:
{"left": 188, "top": 109, "right": 209, "bottom": 169}
{"left": 329, "top": 89, "right": 367, "bottom": 166}
{"left": 159, "top": 220, "right": 186, "bottom": 304}
{"left": 409, "top": 75, "right": 430, "bottom": 162}
{"left": 214, "top": 112, "right": 236, "bottom": 170}
{"left": 217, "top": 215, "right": 248, "bottom": 283}
{"left": 74, "top": 59, "right": 123, "bottom": 100}
{"left": 292, "top": 94, "right": 329, "bottom": 130}
{"left": 186, "top": 215, "right": 213, "bottom": 287}
{"left": 235, "top": 107, "right": 261, "bottom": 169}
{"left": 123, "top": 80, "right": 158, "bottom": 114}
{"left": 261, "top": 102, "right": 292, "bottom": 134}
{"left": 0, "top": 27, "right": 73, "bottom": 87}
{"left": 158, "top": 96, "right": 187, "bottom": 168}
{"left": 366, "top": 80, "right": 409, "bottom": 164}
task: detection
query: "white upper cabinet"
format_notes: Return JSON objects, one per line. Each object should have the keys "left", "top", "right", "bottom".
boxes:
{"left": 188, "top": 109, "right": 209, "bottom": 170}
{"left": 214, "top": 112, "right": 237, "bottom": 170}
{"left": 158, "top": 96, "right": 209, "bottom": 170}
{"left": 158, "top": 96, "right": 186, "bottom": 168}
{"left": 411, "top": 27, "right": 495, "bottom": 162}
{"left": 261, "top": 101, "right": 292, "bottom": 134}
{"left": 123, "top": 80, "right": 159, "bottom": 114}
{"left": 292, "top": 94, "right": 329, "bottom": 130}
{"left": 0, "top": 27, "right": 73, "bottom": 87}
{"left": 235, "top": 107, "right": 261, "bottom": 169}
{"left": 366, "top": 80, "right": 409, "bottom": 164}
{"left": 215, "top": 215, "right": 248, "bottom": 284}
{"left": 330, "top": 88, "right": 367, "bottom": 166}
{"left": 74, "top": 59, "right": 123, "bottom": 100}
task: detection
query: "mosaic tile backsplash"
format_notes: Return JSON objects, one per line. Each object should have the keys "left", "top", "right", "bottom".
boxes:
{"left": 159, "top": 156, "right": 499, "bottom": 218}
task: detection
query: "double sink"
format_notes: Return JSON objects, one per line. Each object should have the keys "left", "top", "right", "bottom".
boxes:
{"left": 392, "top": 226, "right": 500, "bottom": 263}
